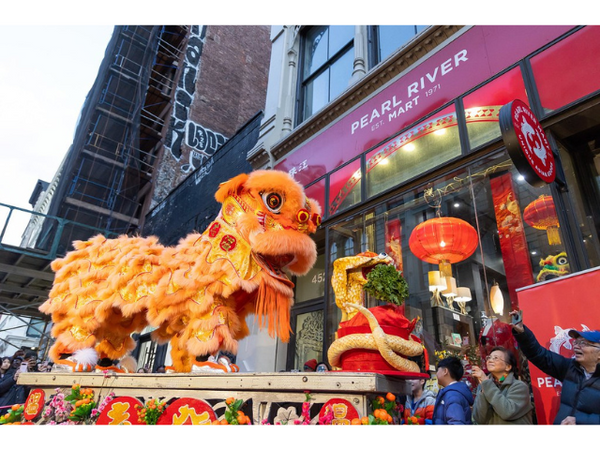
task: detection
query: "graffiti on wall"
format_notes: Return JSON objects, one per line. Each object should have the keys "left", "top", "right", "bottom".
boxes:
{"left": 181, "top": 122, "right": 226, "bottom": 174}
{"left": 164, "top": 25, "right": 227, "bottom": 174}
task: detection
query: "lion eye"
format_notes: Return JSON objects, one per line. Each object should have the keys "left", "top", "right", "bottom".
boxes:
{"left": 261, "top": 192, "right": 283, "bottom": 213}
{"left": 557, "top": 256, "right": 568, "bottom": 265}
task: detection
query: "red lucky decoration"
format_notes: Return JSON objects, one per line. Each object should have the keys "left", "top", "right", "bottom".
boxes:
{"left": 523, "top": 194, "right": 561, "bottom": 245}
{"left": 409, "top": 217, "right": 479, "bottom": 276}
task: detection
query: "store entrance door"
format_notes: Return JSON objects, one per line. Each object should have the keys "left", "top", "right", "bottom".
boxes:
{"left": 287, "top": 304, "right": 324, "bottom": 372}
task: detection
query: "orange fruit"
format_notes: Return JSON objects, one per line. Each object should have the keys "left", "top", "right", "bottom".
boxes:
{"left": 220, "top": 419, "right": 229, "bottom": 425}
{"left": 376, "top": 396, "right": 385, "bottom": 404}
{"left": 386, "top": 414, "right": 393, "bottom": 423}
{"left": 212, "top": 420, "right": 221, "bottom": 425}
{"left": 386, "top": 392, "right": 396, "bottom": 402}
{"left": 351, "top": 418, "right": 362, "bottom": 425}
{"left": 361, "top": 416, "right": 369, "bottom": 425}
{"left": 11, "top": 405, "right": 20, "bottom": 411}
{"left": 75, "top": 400, "right": 84, "bottom": 407}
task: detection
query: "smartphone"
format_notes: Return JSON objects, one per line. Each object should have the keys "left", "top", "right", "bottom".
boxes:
{"left": 20, "top": 362, "right": 28, "bottom": 372}
{"left": 511, "top": 310, "right": 523, "bottom": 326}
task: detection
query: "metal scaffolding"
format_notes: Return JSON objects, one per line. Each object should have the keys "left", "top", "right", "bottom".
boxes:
{"left": 0, "top": 25, "right": 192, "bottom": 358}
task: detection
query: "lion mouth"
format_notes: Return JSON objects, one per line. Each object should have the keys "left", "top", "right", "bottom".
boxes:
{"left": 255, "top": 253, "right": 296, "bottom": 273}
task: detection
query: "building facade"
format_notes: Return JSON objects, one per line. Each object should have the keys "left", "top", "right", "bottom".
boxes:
{"left": 245, "top": 25, "right": 600, "bottom": 371}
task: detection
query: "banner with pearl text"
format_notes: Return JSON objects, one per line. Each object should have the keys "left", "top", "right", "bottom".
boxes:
{"left": 516, "top": 267, "right": 600, "bottom": 424}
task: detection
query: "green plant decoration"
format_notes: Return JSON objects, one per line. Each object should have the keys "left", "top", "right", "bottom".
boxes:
{"left": 363, "top": 264, "right": 409, "bottom": 306}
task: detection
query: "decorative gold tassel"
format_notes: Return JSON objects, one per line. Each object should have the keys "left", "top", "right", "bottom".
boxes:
{"left": 547, "top": 226, "right": 561, "bottom": 246}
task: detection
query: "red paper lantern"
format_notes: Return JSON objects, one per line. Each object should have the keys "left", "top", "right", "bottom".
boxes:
{"left": 523, "top": 195, "right": 561, "bottom": 245}
{"left": 409, "top": 217, "right": 479, "bottom": 275}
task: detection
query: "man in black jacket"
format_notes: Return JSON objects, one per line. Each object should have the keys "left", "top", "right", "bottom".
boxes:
{"left": 510, "top": 310, "right": 600, "bottom": 425}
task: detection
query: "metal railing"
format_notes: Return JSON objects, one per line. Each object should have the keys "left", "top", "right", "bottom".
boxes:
{"left": 0, "top": 201, "right": 118, "bottom": 261}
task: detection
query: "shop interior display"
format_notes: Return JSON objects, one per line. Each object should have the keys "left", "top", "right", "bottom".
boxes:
{"left": 535, "top": 251, "right": 570, "bottom": 282}
{"left": 523, "top": 194, "right": 561, "bottom": 245}
{"left": 408, "top": 199, "right": 479, "bottom": 313}
{"left": 39, "top": 170, "right": 321, "bottom": 373}
{"left": 328, "top": 252, "right": 427, "bottom": 375}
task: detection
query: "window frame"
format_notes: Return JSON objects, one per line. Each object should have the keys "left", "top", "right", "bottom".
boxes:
{"left": 296, "top": 26, "right": 355, "bottom": 125}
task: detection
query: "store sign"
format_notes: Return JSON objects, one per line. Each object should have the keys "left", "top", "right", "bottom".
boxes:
{"left": 500, "top": 99, "right": 555, "bottom": 187}
{"left": 275, "top": 26, "right": 572, "bottom": 187}
{"left": 517, "top": 267, "right": 600, "bottom": 424}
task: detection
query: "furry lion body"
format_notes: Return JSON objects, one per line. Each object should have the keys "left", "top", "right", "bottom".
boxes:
{"left": 40, "top": 170, "right": 321, "bottom": 372}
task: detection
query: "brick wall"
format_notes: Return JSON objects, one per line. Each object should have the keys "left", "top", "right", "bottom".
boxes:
{"left": 148, "top": 25, "right": 271, "bottom": 211}
{"left": 191, "top": 25, "right": 271, "bottom": 136}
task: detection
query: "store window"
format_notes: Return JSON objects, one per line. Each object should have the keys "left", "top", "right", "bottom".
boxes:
{"left": 530, "top": 26, "right": 600, "bottom": 114}
{"left": 295, "top": 254, "right": 326, "bottom": 303}
{"left": 299, "top": 26, "right": 354, "bottom": 123}
{"left": 372, "top": 25, "right": 429, "bottom": 65}
{"left": 365, "top": 104, "right": 462, "bottom": 199}
{"left": 327, "top": 151, "right": 567, "bottom": 354}
{"left": 463, "top": 67, "right": 529, "bottom": 151}
{"left": 304, "top": 178, "right": 326, "bottom": 218}
{"left": 329, "top": 156, "right": 362, "bottom": 216}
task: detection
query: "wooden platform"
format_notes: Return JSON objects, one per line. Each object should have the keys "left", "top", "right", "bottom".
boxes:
{"left": 18, "top": 371, "right": 414, "bottom": 424}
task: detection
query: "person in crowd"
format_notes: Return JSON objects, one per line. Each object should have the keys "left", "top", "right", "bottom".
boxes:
{"left": 11, "top": 349, "right": 25, "bottom": 360}
{"left": 0, "top": 356, "right": 26, "bottom": 408}
{"left": 403, "top": 376, "right": 436, "bottom": 424}
{"left": 0, "top": 357, "right": 18, "bottom": 403}
{"left": 155, "top": 365, "right": 166, "bottom": 373}
{"left": 471, "top": 346, "right": 533, "bottom": 424}
{"left": 431, "top": 356, "right": 473, "bottom": 424}
{"left": 1, "top": 357, "right": 11, "bottom": 378}
{"left": 510, "top": 310, "right": 600, "bottom": 425}
{"left": 137, "top": 367, "right": 149, "bottom": 373}
{"left": 303, "top": 359, "right": 317, "bottom": 372}
{"left": 23, "top": 351, "right": 39, "bottom": 372}
{"left": 315, "top": 361, "right": 330, "bottom": 373}
{"left": 37, "top": 361, "right": 52, "bottom": 372}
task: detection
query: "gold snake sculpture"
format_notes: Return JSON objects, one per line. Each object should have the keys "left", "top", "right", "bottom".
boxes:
{"left": 328, "top": 302, "right": 423, "bottom": 373}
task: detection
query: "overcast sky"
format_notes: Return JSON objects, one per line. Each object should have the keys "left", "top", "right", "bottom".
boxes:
{"left": 0, "top": 25, "right": 115, "bottom": 245}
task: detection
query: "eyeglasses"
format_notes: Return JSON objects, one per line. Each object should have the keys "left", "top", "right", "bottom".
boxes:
{"left": 573, "top": 339, "right": 600, "bottom": 349}
{"left": 485, "top": 355, "right": 506, "bottom": 363}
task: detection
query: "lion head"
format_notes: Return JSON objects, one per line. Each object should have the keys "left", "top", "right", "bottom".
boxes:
{"left": 215, "top": 170, "right": 321, "bottom": 277}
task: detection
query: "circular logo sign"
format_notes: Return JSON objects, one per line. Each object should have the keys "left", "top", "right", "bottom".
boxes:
{"left": 500, "top": 99, "right": 555, "bottom": 187}
{"left": 318, "top": 398, "right": 359, "bottom": 425}
{"left": 156, "top": 398, "right": 216, "bottom": 425}
{"left": 23, "top": 388, "right": 45, "bottom": 421}
{"left": 95, "top": 396, "right": 144, "bottom": 425}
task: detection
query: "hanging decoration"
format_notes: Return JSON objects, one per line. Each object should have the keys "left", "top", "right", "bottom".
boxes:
{"left": 409, "top": 216, "right": 479, "bottom": 277}
{"left": 523, "top": 194, "right": 561, "bottom": 245}
{"left": 490, "top": 281, "right": 504, "bottom": 316}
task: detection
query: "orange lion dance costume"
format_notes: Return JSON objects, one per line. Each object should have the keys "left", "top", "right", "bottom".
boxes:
{"left": 39, "top": 170, "right": 321, "bottom": 373}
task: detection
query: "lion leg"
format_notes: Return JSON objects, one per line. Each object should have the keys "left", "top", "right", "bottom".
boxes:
{"left": 169, "top": 335, "right": 194, "bottom": 373}
{"left": 48, "top": 314, "right": 99, "bottom": 372}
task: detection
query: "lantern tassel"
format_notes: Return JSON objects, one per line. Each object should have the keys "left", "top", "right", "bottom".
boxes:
{"left": 546, "top": 226, "right": 561, "bottom": 246}
{"left": 439, "top": 260, "right": 452, "bottom": 278}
